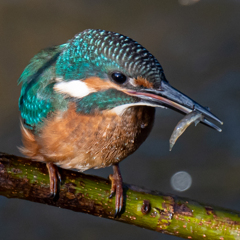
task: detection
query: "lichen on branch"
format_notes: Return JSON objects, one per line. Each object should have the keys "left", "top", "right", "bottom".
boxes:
{"left": 0, "top": 152, "right": 240, "bottom": 240}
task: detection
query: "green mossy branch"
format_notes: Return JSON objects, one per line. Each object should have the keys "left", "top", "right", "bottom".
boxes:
{"left": 0, "top": 152, "right": 240, "bottom": 239}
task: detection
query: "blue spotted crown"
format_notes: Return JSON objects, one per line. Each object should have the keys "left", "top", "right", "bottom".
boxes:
{"left": 56, "top": 29, "right": 165, "bottom": 86}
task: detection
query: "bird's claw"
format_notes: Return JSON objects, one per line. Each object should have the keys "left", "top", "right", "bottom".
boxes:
{"left": 57, "top": 170, "right": 62, "bottom": 183}
{"left": 48, "top": 192, "right": 57, "bottom": 199}
{"left": 114, "top": 191, "right": 123, "bottom": 217}
{"left": 109, "top": 192, "right": 114, "bottom": 199}
{"left": 109, "top": 174, "right": 115, "bottom": 199}
{"left": 109, "top": 170, "right": 123, "bottom": 218}
{"left": 46, "top": 163, "right": 61, "bottom": 200}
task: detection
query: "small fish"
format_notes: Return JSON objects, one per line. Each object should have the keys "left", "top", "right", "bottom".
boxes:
{"left": 169, "top": 111, "right": 203, "bottom": 151}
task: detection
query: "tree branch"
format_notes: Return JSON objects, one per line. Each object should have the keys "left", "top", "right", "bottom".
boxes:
{"left": 0, "top": 152, "right": 240, "bottom": 239}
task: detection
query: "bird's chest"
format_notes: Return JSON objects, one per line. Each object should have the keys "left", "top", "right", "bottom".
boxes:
{"left": 38, "top": 104, "right": 155, "bottom": 171}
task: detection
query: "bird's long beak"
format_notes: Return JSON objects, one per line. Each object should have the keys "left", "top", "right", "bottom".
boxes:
{"left": 126, "top": 80, "right": 223, "bottom": 132}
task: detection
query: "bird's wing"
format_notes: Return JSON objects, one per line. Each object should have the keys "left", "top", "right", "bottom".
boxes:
{"left": 18, "top": 44, "right": 67, "bottom": 131}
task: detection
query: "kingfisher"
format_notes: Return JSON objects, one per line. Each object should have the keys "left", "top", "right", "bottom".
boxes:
{"left": 18, "top": 29, "right": 222, "bottom": 216}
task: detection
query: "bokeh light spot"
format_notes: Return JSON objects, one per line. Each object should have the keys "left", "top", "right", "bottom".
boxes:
{"left": 171, "top": 171, "right": 192, "bottom": 192}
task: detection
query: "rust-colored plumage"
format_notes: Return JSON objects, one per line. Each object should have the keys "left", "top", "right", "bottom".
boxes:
{"left": 21, "top": 103, "right": 155, "bottom": 171}
{"left": 134, "top": 77, "right": 154, "bottom": 88}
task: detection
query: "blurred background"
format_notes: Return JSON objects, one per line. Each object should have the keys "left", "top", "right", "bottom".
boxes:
{"left": 0, "top": 0, "right": 239, "bottom": 239}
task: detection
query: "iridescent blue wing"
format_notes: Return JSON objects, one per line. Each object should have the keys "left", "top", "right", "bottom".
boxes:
{"left": 18, "top": 44, "right": 66, "bottom": 130}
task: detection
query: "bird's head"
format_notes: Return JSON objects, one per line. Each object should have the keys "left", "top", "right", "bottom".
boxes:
{"left": 54, "top": 29, "right": 222, "bottom": 131}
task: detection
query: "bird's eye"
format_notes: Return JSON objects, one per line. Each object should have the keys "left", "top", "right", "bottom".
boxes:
{"left": 111, "top": 72, "right": 127, "bottom": 84}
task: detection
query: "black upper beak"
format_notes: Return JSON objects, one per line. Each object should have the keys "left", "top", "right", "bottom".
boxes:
{"left": 127, "top": 80, "right": 223, "bottom": 132}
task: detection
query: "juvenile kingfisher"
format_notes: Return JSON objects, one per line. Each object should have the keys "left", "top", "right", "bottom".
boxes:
{"left": 18, "top": 29, "right": 222, "bottom": 216}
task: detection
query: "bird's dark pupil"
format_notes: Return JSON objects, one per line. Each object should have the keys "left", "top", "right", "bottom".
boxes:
{"left": 111, "top": 72, "right": 127, "bottom": 84}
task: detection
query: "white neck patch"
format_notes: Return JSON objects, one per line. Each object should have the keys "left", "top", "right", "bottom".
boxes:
{"left": 54, "top": 80, "right": 95, "bottom": 98}
{"left": 112, "top": 102, "right": 165, "bottom": 116}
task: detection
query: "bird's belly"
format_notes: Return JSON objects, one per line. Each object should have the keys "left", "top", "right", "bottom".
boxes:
{"left": 22, "top": 104, "right": 155, "bottom": 172}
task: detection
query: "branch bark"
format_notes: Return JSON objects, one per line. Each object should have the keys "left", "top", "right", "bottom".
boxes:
{"left": 0, "top": 152, "right": 240, "bottom": 239}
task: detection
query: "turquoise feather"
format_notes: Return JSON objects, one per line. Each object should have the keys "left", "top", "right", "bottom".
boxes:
{"left": 56, "top": 29, "right": 165, "bottom": 85}
{"left": 18, "top": 45, "right": 67, "bottom": 130}
{"left": 18, "top": 29, "right": 165, "bottom": 130}
{"left": 76, "top": 89, "right": 139, "bottom": 114}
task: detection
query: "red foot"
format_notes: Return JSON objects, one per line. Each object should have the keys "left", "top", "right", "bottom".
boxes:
{"left": 46, "top": 163, "right": 61, "bottom": 198}
{"left": 109, "top": 164, "right": 123, "bottom": 217}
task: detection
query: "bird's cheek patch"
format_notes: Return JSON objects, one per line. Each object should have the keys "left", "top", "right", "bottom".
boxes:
{"left": 54, "top": 80, "right": 94, "bottom": 98}
{"left": 84, "top": 77, "right": 122, "bottom": 92}
{"left": 54, "top": 77, "right": 122, "bottom": 98}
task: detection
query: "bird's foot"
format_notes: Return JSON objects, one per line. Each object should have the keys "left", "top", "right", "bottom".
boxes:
{"left": 109, "top": 164, "right": 123, "bottom": 218}
{"left": 46, "top": 163, "right": 61, "bottom": 199}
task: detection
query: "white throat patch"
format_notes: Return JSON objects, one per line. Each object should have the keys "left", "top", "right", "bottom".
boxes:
{"left": 112, "top": 102, "right": 165, "bottom": 116}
